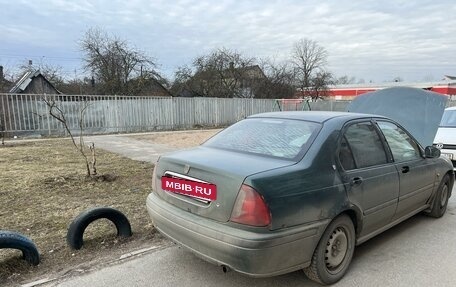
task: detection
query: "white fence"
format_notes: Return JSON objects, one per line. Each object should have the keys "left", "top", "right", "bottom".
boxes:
{"left": 0, "top": 93, "right": 367, "bottom": 137}
{"left": 4, "top": 93, "right": 455, "bottom": 138}
{"left": 2, "top": 94, "right": 316, "bottom": 137}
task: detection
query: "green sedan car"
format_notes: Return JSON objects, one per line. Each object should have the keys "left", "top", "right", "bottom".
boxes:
{"left": 147, "top": 109, "right": 453, "bottom": 285}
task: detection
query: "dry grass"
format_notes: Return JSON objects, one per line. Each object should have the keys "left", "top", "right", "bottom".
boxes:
{"left": 133, "top": 129, "right": 220, "bottom": 149}
{"left": 0, "top": 140, "right": 159, "bottom": 285}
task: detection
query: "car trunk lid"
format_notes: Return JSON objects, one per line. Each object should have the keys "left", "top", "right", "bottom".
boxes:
{"left": 153, "top": 146, "right": 295, "bottom": 222}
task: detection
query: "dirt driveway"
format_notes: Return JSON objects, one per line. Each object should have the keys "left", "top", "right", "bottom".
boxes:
{"left": 132, "top": 129, "right": 221, "bottom": 149}
{"left": 84, "top": 129, "right": 221, "bottom": 164}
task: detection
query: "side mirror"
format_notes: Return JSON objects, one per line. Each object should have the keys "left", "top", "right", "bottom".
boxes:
{"left": 425, "top": 146, "right": 441, "bottom": 158}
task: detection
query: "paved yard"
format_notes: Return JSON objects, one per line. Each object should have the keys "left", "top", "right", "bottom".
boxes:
{"left": 50, "top": 194, "right": 456, "bottom": 287}
{"left": 25, "top": 130, "right": 456, "bottom": 287}
{"left": 85, "top": 129, "right": 220, "bottom": 163}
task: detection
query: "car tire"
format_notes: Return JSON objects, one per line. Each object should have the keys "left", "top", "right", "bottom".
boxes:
{"left": 67, "top": 207, "right": 132, "bottom": 250}
{"left": 428, "top": 174, "right": 451, "bottom": 218}
{"left": 0, "top": 230, "right": 40, "bottom": 266}
{"left": 303, "top": 215, "right": 355, "bottom": 285}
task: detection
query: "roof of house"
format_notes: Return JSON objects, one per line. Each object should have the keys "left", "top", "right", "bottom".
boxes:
{"left": 128, "top": 76, "right": 173, "bottom": 97}
{"left": 444, "top": 75, "right": 456, "bottom": 81}
{"left": 141, "top": 77, "right": 173, "bottom": 96}
{"left": 328, "top": 79, "right": 456, "bottom": 91}
{"left": 9, "top": 70, "right": 61, "bottom": 94}
{"left": 10, "top": 70, "right": 39, "bottom": 93}
{"left": 234, "top": 65, "right": 266, "bottom": 78}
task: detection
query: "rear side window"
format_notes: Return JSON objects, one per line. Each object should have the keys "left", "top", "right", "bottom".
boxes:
{"left": 203, "top": 118, "right": 321, "bottom": 160}
{"left": 342, "top": 122, "right": 387, "bottom": 169}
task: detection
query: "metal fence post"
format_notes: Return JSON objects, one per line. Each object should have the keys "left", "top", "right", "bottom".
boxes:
{"left": 114, "top": 94, "right": 119, "bottom": 133}
{"left": 44, "top": 94, "right": 51, "bottom": 136}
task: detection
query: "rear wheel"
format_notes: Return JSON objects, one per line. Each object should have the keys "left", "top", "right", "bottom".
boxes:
{"left": 428, "top": 174, "right": 451, "bottom": 218}
{"left": 303, "top": 215, "right": 355, "bottom": 285}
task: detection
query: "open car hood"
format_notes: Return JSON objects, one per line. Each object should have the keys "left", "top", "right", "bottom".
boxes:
{"left": 347, "top": 87, "right": 448, "bottom": 147}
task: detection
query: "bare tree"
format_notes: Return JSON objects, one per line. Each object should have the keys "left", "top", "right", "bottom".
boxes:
{"left": 170, "top": 65, "right": 197, "bottom": 97}
{"left": 292, "top": 39, "right": 330, "bottom": 100}
{"left": 57, "top": 77, "right": 95, "bottom": 95}
{"left": 334, "top": 75, "right": 356, "bottom": 85}
{"left": 80, "top": 28, "right": 162, "bottom": 95}
{"left": 254, "top": 58, "right": 296, "bottom": 99}
{"left": 42, "top": 97, "right": 96, "bottom": 177}
{"left": 172, "top": 48, "right": 259, "bottom": 98}
{"left": 308, "top": 71, "right": 334, "bottom": 99}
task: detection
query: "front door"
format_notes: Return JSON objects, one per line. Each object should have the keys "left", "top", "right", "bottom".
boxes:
{"left": 338, "top": 121, "right": 399, "bottom": 236}
{"left": 376, "top": 121, "right": 436, "bottom": 219}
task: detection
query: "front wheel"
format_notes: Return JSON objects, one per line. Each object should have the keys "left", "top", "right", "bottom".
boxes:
{"left": 303, "top": 215, "right": 355, "bottom": 285}
{"left": 427, "top": 174, "right": 451, "bottom": 218}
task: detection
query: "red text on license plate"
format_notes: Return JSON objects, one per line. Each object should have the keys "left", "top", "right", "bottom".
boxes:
{"left": 161, "top": 176, "right": 217, "bottom": 201}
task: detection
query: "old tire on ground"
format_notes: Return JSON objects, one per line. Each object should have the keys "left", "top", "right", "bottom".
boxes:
{"left": 303, "top": 214, "right": 355, "bottom": 285}
{"left": 67, "top": 207, "right": 132, "bottom": 250}
{"left": 428, "top": 174, "right": 451, "bottom": 218}
{"left": 0, "top": 230, "right": 40, "bottom": 265}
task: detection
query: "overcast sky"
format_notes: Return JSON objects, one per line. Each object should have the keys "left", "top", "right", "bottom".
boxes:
{"left": 0, "top": 0, "right": 455, "bottom": 83}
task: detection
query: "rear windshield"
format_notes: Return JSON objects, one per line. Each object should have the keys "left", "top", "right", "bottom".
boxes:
{"left": 203, "top": 118, "right": 321, "bottom": 160}
{"left": 440, "top": 110, "right": 456, "bottom": 127}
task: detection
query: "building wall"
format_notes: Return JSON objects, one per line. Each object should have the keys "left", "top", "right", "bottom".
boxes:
{"left": 328, "top": 83, "right": 456, "bottom": 100}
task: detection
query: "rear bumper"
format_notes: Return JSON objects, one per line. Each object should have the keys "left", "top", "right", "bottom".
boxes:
{"left": 146, "top": 193, "right": 329, "bottom": 277}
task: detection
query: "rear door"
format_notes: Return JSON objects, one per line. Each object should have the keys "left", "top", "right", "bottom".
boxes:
{"left": 376, "top": 120, "right": 436, "bottom": 219}
{"left": 338, "top": 121, "right": 399, "bottom": 236}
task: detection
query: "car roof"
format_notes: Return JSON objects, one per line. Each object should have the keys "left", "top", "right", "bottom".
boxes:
{"left": 249, "top": 111, "right": 384, "bottom": 123}
{"left": 445, "top": 106, "right": 456, "bottom": 111}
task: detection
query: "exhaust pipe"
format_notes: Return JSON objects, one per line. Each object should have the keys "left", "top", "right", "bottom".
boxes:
{"left": 221, "top": 265, "right": 231, "bottom": 273}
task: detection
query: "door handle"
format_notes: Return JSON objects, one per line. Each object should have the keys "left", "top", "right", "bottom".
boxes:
{"left": 350, "top": 177, "right": 363, "bottom": 186}
{"left": 401, "top": 166, "right": 410, "bottom": 173}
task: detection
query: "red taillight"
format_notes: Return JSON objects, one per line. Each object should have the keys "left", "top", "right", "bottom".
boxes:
{"left": 230, "top": 184, "right": 271, "bottom": 227}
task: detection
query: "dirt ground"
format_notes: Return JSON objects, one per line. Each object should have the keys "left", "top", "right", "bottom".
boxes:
{"left": 0, "top": 130, "right": 220, "bottom": 286}
{"left": 133, "top": 129, "right": 220, "bottom": 149}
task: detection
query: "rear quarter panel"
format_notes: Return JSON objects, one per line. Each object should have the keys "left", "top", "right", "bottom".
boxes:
{"left": 245, "top": 120, "right": 350, "bottom": 231}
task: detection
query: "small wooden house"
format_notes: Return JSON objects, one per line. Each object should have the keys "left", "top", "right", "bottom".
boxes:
{"left": 9, "top": 70, "right": 61, "bottom": 94}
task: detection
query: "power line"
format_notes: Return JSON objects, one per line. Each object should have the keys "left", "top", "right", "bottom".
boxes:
{"left": 0, "top": 53, "right": 83, "bottom": 61}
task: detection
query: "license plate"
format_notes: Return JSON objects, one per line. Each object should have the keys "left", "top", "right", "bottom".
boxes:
{"left": 161, "top": 176, "right": 217, "bottom": 201}
{"left": 441, "top": 153, "right": 453, "bottom": 160}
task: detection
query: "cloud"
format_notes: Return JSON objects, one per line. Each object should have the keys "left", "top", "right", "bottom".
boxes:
{"left": 0, "top": 0, "right": 455, "bottom": 81}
